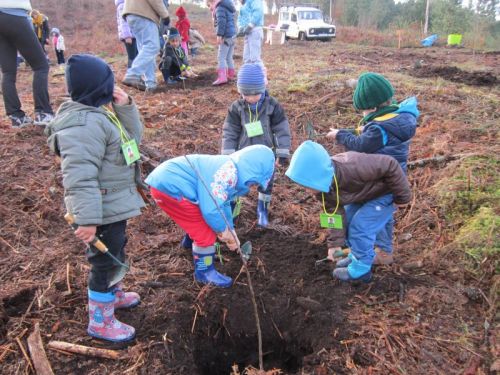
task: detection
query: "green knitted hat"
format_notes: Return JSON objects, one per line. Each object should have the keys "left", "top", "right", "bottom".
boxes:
{"left": 353, "top": 72, "right": 394, "bottom": 110}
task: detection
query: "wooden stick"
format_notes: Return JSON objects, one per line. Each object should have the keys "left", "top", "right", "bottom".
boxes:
{"left": 15, "top": 337, "right": 34, "bottom": 372}
{"left": 47, "top": 341, "right": 124, "bottom": 360}
{"left": 27, "top": 323, "right": 54, "bottom": 375}
{"left": 65, "top": 263, "right": 72, "bottom": 295}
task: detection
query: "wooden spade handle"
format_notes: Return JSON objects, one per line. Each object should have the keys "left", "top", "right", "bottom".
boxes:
{"left": 64, "top": 213, "right": 109, "bottom": 253}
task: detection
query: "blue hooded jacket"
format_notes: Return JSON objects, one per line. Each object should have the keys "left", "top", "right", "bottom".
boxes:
{"left": 215, "top": 0, "right": 236, "bottom": 38}
{"left": 237, "top": 0, "right": 264, "bottom": 29}
{"left": 146, "top": 145, "right": 275, "bottom": 232}
{"left": 336, "top": 97, "right": 419, "bottom": 171}
{"left": 285, "top": 140, "right": 334, "bottom": 193}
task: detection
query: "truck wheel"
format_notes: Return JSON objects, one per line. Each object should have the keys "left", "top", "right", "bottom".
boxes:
{"left": 285, "top": 35, "right": 290, "bottom": 41}
{"left": 299, "top": 32, "right": 307, "bottom": 41}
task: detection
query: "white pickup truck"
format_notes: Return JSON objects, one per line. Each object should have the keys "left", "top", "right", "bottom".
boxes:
{"left": 277, "top": 6, "right": 336, "bottom": 41}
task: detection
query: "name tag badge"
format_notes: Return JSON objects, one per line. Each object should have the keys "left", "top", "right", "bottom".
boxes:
{"left": 319, "top": 213, "right": 343, "bottom": 229}
{"left": 244, "top": 120, "right": 264, "bottom": 138}
{"left": 122, "top": 139, "right": 140, "bottom": 165}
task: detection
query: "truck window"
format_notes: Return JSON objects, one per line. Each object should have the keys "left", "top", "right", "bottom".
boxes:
{"left": 298, "top": 11, "right": 323, "bottom": 20}
{"left": 291, "top": 14, "right": 297, "bottom": 22}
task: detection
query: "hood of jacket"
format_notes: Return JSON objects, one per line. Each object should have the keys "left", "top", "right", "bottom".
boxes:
{"left": 230, "top": 145, "right": 275, "bottom": 194}
{"left": 286, "top": 141, "right": 334, "bottom": 193}
{"left": 46, "top": 101, "right": 106, "bottom": 154}
{"left": 218, "top": 0, "right": 236, "bottom": 13}
{"left": 375, "top": 96, "right": 419, "bottom": 142}
{"left": 176, "top": 6, "right": 186, "bottom": 18}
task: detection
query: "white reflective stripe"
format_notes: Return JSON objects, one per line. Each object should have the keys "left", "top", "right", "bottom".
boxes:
{"left": 221, "top": 149, "right": 236, "bottom": 155}
{"left": 193, "top": 244, "right": 215, "bottom": 254}
{"left": 258, "top": 192, "right": 272, "bottom": 202}
{"left": 276, "top": 148, "right": 290, "bottom": 155}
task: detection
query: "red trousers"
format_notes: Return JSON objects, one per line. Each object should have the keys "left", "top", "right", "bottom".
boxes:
{"left": 150, "top": 187, "right": 216, "bottom": 247}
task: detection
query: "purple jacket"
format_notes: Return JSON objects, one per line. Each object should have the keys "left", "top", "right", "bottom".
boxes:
{"left": 115, "top": 0, "right": 134, "bottom": 40}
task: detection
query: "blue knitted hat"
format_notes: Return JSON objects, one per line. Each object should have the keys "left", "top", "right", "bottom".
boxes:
{"left": 65, "top": 54, "right": 114, "bottom": 108}
{"left": 237, "top": 63, "right": 266, "bottom": 95}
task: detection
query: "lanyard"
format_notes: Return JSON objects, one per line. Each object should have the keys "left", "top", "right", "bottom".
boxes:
{"left": 321, "top": 174, "right": 340, "bottom": 216}
{"left": 104, "top": 106, "right": 130, "bottom": 144}
{"left": 247, "top": 101, "right": 259, "bottom": 123}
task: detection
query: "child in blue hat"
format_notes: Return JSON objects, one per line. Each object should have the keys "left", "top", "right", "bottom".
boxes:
{"left": 221, "top": 63, "right": 291, "bottom": 227}
{"left": 327, "top": 72, "right": 419, "bottom": 265}
{"left": 286, "top": 141, "right": 411, "bottom": 282}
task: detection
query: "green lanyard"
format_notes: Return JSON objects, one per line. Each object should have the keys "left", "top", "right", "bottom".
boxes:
{"left": 319, "top": 175, "right": 343, "bottom": 229}
{"left": 244, "top": 102, "right": 264, "bottom": 137}
{"left": 104, "top": 106, "right": 140, "bottom": 165}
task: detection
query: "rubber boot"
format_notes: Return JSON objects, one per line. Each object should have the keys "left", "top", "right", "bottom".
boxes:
{"left": 227, "top": 68, "right": 236, "bottom": 81}
{"left": 332, "top": 255, "right": 372, "bottom": 283}
{"left": 87, "top": 290, "right": 135, "bottom": 342}
{"left": 257, "top": 193, "right": 271, "bottom": 227}
{"left": 180, "top": 233, "right": 193, "bottom": 250}
{"left": 112, "top": 283, "right": 140, "bottom": 309}
{"left": 373, "top": 247, "right": 394, "bottom": 265}
{"left": 193, "top": 245, "right": 232, "bottom": 288}
{"left": 212, "top": 68, "right": 228, "bottom": 86}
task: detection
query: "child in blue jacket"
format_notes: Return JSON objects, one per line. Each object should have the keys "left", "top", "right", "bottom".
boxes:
{"left": 327, "top": 72, "right": 418, "bottom": 265}
{"left": 146, "top": 145, "right": 275, "bottom": 288}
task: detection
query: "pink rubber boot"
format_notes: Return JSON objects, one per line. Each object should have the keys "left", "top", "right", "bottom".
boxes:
{"left": 227, "top": 68, "right": 236, "bottom": 81}
{"left": 212, "top": 68, "right": 228, "bottom": 85}
{"left": 112, "top": 283, "right": 140, "bottom": 309}
{"left": 87, "top": 291, "right": 135, "bottom": 343}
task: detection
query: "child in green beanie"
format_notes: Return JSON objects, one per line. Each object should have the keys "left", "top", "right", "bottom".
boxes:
{"left": 326, "top": 72, "right": 419, "bottom": 265}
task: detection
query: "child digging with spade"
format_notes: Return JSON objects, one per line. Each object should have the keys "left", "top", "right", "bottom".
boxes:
{"left": 46, "top": 54, "right": 145, "bottom": 343}
{"left": 285, "top": 141, "right": 411, "bottom": 283}
{"left": 146, "top": 145, "right": 275, "bottom": 288}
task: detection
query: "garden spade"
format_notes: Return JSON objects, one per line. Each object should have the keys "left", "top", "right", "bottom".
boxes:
{"left": 64, "top": 213, "right": 129, "bottom": 287}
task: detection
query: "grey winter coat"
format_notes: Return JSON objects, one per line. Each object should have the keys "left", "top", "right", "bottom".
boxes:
{"left": 222, "top": 94, "right": 291, "bottom": 158}
{"left": 46, "top": 101, "right": 145, "bottom": 226}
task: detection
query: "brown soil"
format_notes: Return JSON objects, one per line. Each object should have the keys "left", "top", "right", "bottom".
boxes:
{"left": 411, "top": 65, "right": 498, "bottom": 86}
{"left": 0, "top": 5, "right": 498, "bottom": 375}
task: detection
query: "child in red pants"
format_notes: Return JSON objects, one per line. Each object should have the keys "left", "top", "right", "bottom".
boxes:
{"left": 146, "top": 145, "right": 275, "bottom": 287}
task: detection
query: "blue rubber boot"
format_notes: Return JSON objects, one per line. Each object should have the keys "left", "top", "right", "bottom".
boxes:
{"left": 180, "top": 233, "right": 193, "bottom": 250}
{"left": 193, "top": 245, "right": 232, "bottom": 288}
{"left": 257, "top": 193, "right": 271, "bottom": 227}
{"left": 332, "top": 255, "right": 372, "bottom": 283}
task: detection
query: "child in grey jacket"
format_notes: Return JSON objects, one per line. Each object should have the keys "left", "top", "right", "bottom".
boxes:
{"left": 222, "top": 63, "right": 291, "bottom": 227}
{"left": 45, "top": 54, "right": 145, "bottom": 343}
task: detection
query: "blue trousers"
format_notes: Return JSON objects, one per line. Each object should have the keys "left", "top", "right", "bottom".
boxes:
{"left": 345, "top": 194, "right": 395, "bottom": 266}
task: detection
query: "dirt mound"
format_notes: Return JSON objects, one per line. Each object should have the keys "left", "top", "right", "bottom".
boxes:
{"left": 411, "top": 65, "right": 498, "bottom": 86}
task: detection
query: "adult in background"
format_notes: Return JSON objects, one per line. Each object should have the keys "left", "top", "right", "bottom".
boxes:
{"left": 121, "top": 0, "right": 169, "bottom": 92}
{"left": 115, "top": 0, "right": 138, "bottom": 69}
{"left": 210, "top": 0, "right": 237, "bottom": 86}
{"left": 30, "top": 9, "right": 50, "bottom": 54}
{"left": 0, "top": 0, "right": 54, "bottom": 128}
{"left": 237, "top": 0, "right": 265, "bottom": 76}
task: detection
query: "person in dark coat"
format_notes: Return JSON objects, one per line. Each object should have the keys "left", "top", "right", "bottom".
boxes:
{"left": 222, "top": 63, "right": 291, "bottom": 227}
{"left": 159, "top": 27, "right": 196, "bottom": 83}
{"left": 210, "top": 0, "right": 237, "bottom": 85}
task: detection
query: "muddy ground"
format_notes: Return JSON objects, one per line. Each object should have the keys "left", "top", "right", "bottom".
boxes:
{"left": 0, "top": 8, "right": 499, "bottom": 375}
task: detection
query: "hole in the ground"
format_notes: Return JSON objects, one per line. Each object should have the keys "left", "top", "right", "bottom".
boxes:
{"left": 2, "top": 287, "right": 37, "bottom": 317}
{"left": 193, "top": 328, "right": 312, "bottom": 375}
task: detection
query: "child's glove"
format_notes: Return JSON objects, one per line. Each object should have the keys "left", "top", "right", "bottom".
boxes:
{"left": 218, "top": 228, "right": 240, "bottom": 251}
{"left": 244, "top": 23, "right": 254, "bottom": 35}
{"left": 162, "top": 17, "right": 170, "bottom": 26}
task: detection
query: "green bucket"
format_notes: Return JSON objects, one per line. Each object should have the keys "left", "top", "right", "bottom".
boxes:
{"left": 447, "top": 34, "right": 462, "bottom": 46}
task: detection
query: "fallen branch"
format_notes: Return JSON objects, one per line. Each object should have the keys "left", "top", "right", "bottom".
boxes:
{"left": 47, "top": 341, "right": 125, "bottom": 360}
{"left": 407, "top": 153, "right": 480, "bottom": 170}
{"left": 27, "top": 323, "right": 54, "bottom": 375}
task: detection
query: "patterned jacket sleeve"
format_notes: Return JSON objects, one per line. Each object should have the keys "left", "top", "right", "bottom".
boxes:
{"left": 198, "top": 161, "right": 237, "bottom": 232}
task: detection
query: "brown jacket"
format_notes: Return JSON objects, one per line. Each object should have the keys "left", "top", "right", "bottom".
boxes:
{"left": 322, "top": 152, "right": 411, "bottom": 247}
{"left": 123, "top": 0, "right": 169, "bottom": 24}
